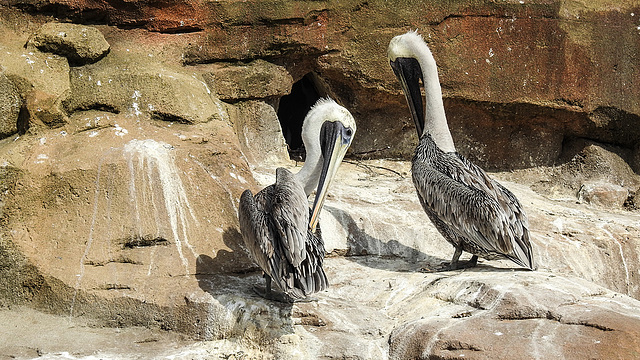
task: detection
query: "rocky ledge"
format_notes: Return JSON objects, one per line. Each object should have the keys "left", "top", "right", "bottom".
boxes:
{"left": 1, "top": 1, "right": 640, "bottom": 358}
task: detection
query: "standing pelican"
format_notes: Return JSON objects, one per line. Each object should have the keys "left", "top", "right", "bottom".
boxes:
{"left": 388, "top": 31, "right": 534, "bottom": 271}
{"left": 239, "top": 98, "right": 356, "bottom": 301}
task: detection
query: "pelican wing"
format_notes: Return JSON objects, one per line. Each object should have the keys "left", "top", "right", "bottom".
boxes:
{"left": 299, "top": 223, "right": 328, "bottom": 295}
{"left": 413, "top": 152, "right": 533, "bottom": 268}
{"left": 239, "top": 188, "right": 275, "bottom": 274}
{"left": 238, "top": 168, "right": 312, "bottom": 298}
{"left": 270, "top": 168, "right": 309, "bottom": 268}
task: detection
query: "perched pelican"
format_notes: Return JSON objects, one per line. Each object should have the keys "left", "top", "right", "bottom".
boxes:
{"left": 388, "top": 31, "right": 535, "bottom": 271}
{"left": 239, "top": 98, "right": 356, "bottom": 301}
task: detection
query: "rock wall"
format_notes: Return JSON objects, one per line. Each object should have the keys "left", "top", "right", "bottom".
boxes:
{"left": 1, "top": 1, "right": 640, "bottom": 359}
{"left": 5, "top": 0, "right": 640, "bottom": 168}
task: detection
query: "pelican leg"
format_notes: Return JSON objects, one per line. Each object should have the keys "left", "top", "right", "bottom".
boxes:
{"left": 252, "top": 274, "right": 296, "bottom": 303}
{"left": 421, "top": 248, "right": 478, "bottom": 272}
{"left": 265, "top": 273, "right": 272, "bottom": 295}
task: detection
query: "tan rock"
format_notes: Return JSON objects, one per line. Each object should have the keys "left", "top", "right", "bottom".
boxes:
{"left": 388, "top": 271, "right": 640, "bottom": 360}
{"left": 201, "top": 60, "right": 294, "bottom": 101}
{"left": 0, "top": 72, "right": 21, "bottom": 138}
{"left": 28, "top": 22, "right": 110, "bottom": 65}
{"left": 0, "top": 46, "right": 70, "bottom": 132}
{"left": 64, "top": 51, "right": 227, "bottom": 124}
{"left": 579, "top": 182, "right": 629, "bottom": 208}
{"left": 0, "top": 111, "right": 257, "bottom": 331}
{"left": 231, "top": 100, "right": 289, "bottom": 165}
{"left": 25, "top": 89, "right": 68, "bottom": 128}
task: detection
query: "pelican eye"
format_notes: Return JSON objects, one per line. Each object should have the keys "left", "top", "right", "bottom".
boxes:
{"left": 345, "top": 128, "right": 353, "bottom": 137}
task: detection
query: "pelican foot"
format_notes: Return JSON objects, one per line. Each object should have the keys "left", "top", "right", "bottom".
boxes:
{"left": 252, "top": 285, "right": 295, "bottom": 303}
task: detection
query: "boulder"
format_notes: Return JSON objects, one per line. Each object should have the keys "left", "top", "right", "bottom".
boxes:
{"left": 230, "top": 100, "right": 289, "bottom": 165}
{"left": 388, "top": 271, "right": 640, "bottom": 360}
{"left": 27, "top": 22, "right": 110, "bottom": 65}
{"left": 0, "top": 72, "right": 21, "bottom": 138}
{"left": 0, "top": 109, "right": 258, "bottom": 332}
{"left": 64, "top": 51, "right": 227, "bottom": 124}
{"left": 200, "top": 60, "right": 294, "bottom": 102}
{"left": 0, "top": 43, "right": 70, "bottom": 131}
{"left": 578, "top": 182, "right": 629, "bottom": 208}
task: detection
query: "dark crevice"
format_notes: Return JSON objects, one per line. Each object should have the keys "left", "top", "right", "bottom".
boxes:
{"left": 277, "top": 72, "right": 324, "bottom": 161}
{"left": 98, "top": 284, "right": 133, "bottom": 290}
{"left": 443, "top": 340, "right": 483, "bottom": 352}
{"left": 260, "top": 18, "right": 305, "bottom": 26}
{"left": 121, "top": 235, "right": 169, "bottom": 249}
{"left": 71, "top": 104, "right": 120, "bottom": 114}
{"left": 156, "top": 26, "right": 204, "bottom": 34}
{"left": 434, "top": 10, "right": 559, "bottom": 26}
{"left": 498, "top": 311, "right": 615, "bottom": 331}
{"left": 16, "top": 102, "right": 30, "bottom": 135}
{"left": 85, "top": 257, "right": 142, "bottom": 266}
{"left": 151, "top": 111, "right": 192, "bottom": 124}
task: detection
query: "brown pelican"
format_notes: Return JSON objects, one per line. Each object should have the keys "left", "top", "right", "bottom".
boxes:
{"left": 239, "top": 98, "right": 356, "bottom": 301}
{"left": 388, "top": 31, "right": 535, "bottom": 271}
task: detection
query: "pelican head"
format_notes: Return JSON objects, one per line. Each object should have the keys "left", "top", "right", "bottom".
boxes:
{"left": 388, "top": 31, "right": 455, "bottom": 152}
{"left": 295, "top": 98, "right": 356, "bottom": 232}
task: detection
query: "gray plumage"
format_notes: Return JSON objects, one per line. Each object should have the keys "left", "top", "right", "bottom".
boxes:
{"left": 413, "top": 134, "right": 534, "bottom": 270}
{"left": 239, "top": 168, "right": 328, "bottom": 299}
{"left": 388, "top": 31, "right": 534, "bottom": 270}
{"left": 238, "top": 98, "right": 356, "bottom": 300}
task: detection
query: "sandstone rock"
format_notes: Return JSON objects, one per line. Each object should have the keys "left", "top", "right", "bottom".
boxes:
{"left": 0, "top": 49, "right": 69, "bottom": 100}
{"left": 0, "top": 44, "right": 70, "bottom": 131}
{"left": 1, "top": 2, "right": 640, "bottom": 358}
{"left": 201, "top": 60, "right": 294, "bottom": 102}
{"left": 65, "top": 51, "right": 227, "bottom": 124}
{"left": 28, "top": 22, "right": 110, "bottom": 65}
{"left": 0, "top": 110, "right": 257, "bottom": 329}
{"left": 25, "top": 89, "right": 68, "bottom": 128}
{"left": 387, "top": 270, "right": 640, "bottom": 360}
{"left": 522, "top": 139, "right": 640, "bottom": 201}
{"left": 8, "top": 0, "right": 640, "bottom": 171}
{"left": 231, "top": 100, "right": 289, "bottom": 165}
{"left": 0, "top": 72, "right": 21, "bottom": 138}
{"left": 578, "top": 182, "right": 629, "bottom": 208}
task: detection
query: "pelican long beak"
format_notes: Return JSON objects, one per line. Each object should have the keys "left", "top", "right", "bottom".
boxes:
{"left": 309, "top": 121, "right": 353, "bottom": 232}
{"left": 390, "top": 57, "right": 425, "bottom": 138}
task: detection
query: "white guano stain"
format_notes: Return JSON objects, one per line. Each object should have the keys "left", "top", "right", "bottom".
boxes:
{"left": 124, "top": 139, "right": 199, "bottom": 276}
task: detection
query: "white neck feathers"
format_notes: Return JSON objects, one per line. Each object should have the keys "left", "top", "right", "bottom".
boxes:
{"left": 390, "top": 32, "right": 456, "bottom": 153}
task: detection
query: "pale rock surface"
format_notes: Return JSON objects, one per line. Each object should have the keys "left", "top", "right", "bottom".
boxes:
{"left": 230, "top": 100, "right": 290, "bottom": 165}
{"left": 387, "top": 270, "right": 640, "bottom": 360}
{"left": 579, "top": 182, "right": 630, "bottom": 208}
{"left": 27, "top": 22, "right": 110, "bottom": 65}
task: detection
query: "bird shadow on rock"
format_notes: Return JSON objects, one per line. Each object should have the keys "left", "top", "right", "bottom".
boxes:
{"left": 195, "top": 228, "right": 295, "bottom": 338}
{"left": 324, "top": 206, "right": 448, "bottom": 271}
{"left": 324, "top": 206, "right": 528, "bottom": 273}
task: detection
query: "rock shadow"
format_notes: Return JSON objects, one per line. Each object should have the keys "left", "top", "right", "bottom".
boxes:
{"left": 324, "top": 206, "right": 448, "bottom": 271}
{"left": 195, "top": 228, "right": 295, "bottom": 339}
